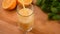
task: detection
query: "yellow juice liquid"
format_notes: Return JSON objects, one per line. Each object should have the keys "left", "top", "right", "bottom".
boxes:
{"left": 18, "top": 8, "right": 34, "bottom": 31}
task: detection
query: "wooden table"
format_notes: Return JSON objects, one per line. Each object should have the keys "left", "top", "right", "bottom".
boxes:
{"left": 0, "top": 0, "right": 60, "bottom": 34}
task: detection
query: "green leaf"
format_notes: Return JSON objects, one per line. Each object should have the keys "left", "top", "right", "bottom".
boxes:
{"left": 48, "top": 13, "right": 56, "bottom": 19}
{"left": 52, "top": 1, "right": 59, "bottom": 7}
{"left": 52, "top": 15, "right": 60, "bottom": 20}
{"left": 36, "top": 0, "right": 42, "bottom": 6}
{"left": 51, "top": 7, "right": 58, "bottom": 13}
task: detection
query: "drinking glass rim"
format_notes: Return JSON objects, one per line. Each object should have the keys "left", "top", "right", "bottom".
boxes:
{"left": 17, "top": 4, "right": 34, "bottom": 17}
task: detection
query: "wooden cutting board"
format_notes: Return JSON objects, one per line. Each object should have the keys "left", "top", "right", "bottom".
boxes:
{"left": 0, "top": 0, "right": 60, "bottom": 34}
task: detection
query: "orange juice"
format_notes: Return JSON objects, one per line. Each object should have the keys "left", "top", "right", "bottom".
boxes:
{"left": 18, "top": 8, "right": 34, "bottom": 31}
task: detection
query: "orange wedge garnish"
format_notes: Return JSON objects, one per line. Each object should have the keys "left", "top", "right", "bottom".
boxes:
{"left": 2, "top": 0, "right": 16, "bottom": 10}
{"left": 18, "top": 0, "right": 32, "bottom": 6}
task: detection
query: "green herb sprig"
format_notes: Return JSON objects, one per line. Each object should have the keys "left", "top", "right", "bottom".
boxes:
{"left": 36, "top": 0, "right": 60, "bottom": 20}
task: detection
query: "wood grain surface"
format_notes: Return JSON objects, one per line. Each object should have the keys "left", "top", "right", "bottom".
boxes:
{"left": 0, "top": 0, "right": 60, "bottom": 34}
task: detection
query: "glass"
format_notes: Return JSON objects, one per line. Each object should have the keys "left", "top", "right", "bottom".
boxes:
{"left": 17, "top": 4, "right": 34, "bottom": 34}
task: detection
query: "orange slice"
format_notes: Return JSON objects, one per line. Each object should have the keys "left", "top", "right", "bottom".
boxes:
{"left": 18, "top": 0, "right": 32, "bottom": 6}
{"left": 2, "top": 0, "right": 16, "bottom": 10}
